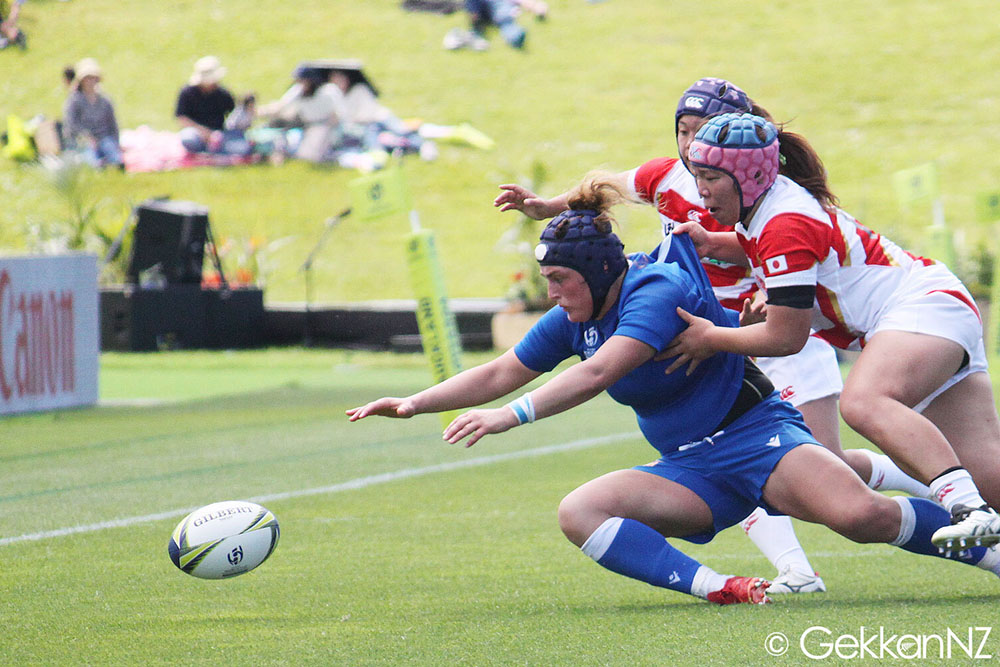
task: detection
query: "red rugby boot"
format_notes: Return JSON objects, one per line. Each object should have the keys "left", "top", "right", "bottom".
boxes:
{"left": 706, "top": 576, "right": 772, "bottom": 605}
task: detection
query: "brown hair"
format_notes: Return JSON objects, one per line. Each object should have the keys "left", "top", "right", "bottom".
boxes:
{"left": 565, "top": 172, "right": 633, "bottom": 232}
{"left": 750, "top": 102, "right": 839, "bottom": 209}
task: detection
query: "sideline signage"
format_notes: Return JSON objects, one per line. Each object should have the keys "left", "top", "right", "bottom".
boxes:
{"left": 0, "top": 254, "right": 99, "bottom": 414}
{"left": 406, "top": 228, "right": 463, "bottom": 429}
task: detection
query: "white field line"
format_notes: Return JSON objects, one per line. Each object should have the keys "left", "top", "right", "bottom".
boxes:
{"left": 0, "top": 432, "right": 638, "bottom": 548}
{"left": 98, "top": 398, "right": 175, "bottom": 408}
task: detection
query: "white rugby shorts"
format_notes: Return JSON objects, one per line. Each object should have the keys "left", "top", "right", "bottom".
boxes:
{"left": 865, "top": 264, "right": 987, "bottom": 412}
{"left": 756, "top": 335, "right": 843, "bottom": 408}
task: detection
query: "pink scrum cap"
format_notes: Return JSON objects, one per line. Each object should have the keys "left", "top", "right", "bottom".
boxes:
{"left": 687, "top": 113, "right": 779, "bottom": 216}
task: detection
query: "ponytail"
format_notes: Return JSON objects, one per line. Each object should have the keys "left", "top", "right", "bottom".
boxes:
{"left": 566, "top": 172, "right": 629, "bottom": 232}
{"left": 750, "top": 102, "right": 839, "bottom": 209}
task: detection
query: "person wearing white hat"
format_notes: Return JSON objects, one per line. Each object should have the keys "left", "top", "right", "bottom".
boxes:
{"left": 175, "top": 55, "right": 248, "bottom": 155}
{"left": 62, "top": 57, "right": 123, "bottom": 169}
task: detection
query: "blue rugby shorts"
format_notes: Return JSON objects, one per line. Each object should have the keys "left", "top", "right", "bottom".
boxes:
{"left": 634, "top": 393, "right": 817, "bottom": 544}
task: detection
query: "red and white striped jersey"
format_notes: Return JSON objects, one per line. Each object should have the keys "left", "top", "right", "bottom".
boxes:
{"left": 628, "top": 157, "right": 757, "bottom": 310}
{"left": 737, "top": 175, "right": 958, "bottom": 350}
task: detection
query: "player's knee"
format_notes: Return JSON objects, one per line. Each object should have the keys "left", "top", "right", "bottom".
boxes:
{"left": 838, "top": 389, "right": 877, "bottom": 435}
{"left": 826, "top": 494, "right": 896, "bottom": 543}
{"left": 557, "top": 492, "right": 597, "bottom": 547}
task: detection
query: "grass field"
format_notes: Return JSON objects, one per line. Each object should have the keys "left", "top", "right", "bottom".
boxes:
{"left": 3, "top": 349, "right": 1000, "bottom": 664}
{"left": 2, "top": 1, "right": 999, "bottom": 303}
{"left": 4, "top": 3, "right": 1000, "bottom": 662}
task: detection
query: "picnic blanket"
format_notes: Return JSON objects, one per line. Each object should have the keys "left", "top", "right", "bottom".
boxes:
{"left": 121, "top": 126, "right": 260, "bottom": 173}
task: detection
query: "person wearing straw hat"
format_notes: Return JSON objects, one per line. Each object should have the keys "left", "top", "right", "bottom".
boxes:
{"left": 62, "top": 57, "right": 123, "bottom": 169}
{"left": 175, "top": 55, "right": 248, "bottom": 154}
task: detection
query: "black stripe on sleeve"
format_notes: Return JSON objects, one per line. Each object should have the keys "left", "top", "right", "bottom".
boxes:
{"left": 766, "top": 285, "right": 816, "bottom": 309}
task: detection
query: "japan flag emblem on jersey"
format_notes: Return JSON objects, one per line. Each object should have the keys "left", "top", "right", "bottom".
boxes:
{"left": 765, "top": 255, "right": 789, "bottom": 275}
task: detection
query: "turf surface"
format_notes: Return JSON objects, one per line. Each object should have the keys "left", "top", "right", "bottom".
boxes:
{"left": 3, "top": 349, "right": 999, "bottom": 664}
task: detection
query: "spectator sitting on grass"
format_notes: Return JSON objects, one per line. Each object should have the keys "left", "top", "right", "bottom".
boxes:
{"left": 62, "top": 58, "right": 123, "bottom": 169}
{"left": 225, "top": 93, "right": 256, "bottom": 133}
{"left": 175, "top": 56, "right": 250, "bottom": 155}
{"left": 258, "top": 66, "right": 346, "bottom": 163}
{"left": 328, "top": 63, "right": 436, "bottom": 160}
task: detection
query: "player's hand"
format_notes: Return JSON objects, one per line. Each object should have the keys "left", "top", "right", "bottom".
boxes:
{"left": 739, "top": 295, "right": 767, "bottom": 327}
{"left": 346, "top": 397, "right": 415, "bottom": 421}
{"left": 442, "top": 407, "right": 518, "bottom": 448}
{"left": 670, "top": 222, "right": 711, "bottom": 256}
{"left": 494, "top": 184, "right": 556, "bottom": 220}
{"left": 662, "top": 307, "right": 717, "bottom": 376}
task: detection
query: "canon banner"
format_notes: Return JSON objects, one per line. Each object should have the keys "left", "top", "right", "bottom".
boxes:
{"left": 0, "top": 254, "right": 98, "bottom": 414}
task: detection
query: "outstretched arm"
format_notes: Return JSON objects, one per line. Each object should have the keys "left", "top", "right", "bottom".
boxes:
{"left": 493, "top": 184, "right": 569, "bottom": 220}
{"left": 494, "top": 171, "right": 631, "bottom": 220}
{"left": 346, "top": 348, "right": 541, "bottom": 421}
{"left": 442, "top": 334, "right": 655, "bottom": 447}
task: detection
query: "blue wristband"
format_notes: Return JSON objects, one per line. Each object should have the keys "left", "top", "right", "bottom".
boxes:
{"left": 505, "top": 392, "right": 536, "bottom": 425}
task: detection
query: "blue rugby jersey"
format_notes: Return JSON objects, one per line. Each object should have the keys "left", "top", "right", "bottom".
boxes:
{"left": 514, "top": 233, "right": 745, "bottom": 454}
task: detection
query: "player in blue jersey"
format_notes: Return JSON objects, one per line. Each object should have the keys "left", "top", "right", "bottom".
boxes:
{"left": 493, "top": 78, "right": 931, "bottom": 595}
{"left": 348, "top": 179, "right": 1000, "bottom": 605}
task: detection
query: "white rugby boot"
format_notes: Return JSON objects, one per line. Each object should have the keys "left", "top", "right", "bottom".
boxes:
{"left": 767, "top": 567, "right": 827, "bottom": 594}
{"left": 931, "top": 504, "right": 1000, "bottom": 555}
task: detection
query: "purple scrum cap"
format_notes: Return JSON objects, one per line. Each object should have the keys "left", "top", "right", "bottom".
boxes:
{"left": 674, "top": 77, "right": 752, "bottom": 132}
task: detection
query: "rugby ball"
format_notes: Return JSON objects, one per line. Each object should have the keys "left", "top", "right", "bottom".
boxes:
{"left": 168, "top": 500, "right": 280, "bottom": 579}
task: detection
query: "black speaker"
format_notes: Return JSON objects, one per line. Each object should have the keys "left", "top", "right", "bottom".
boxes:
{"left": 127, "top": 199, "right": 209, "bottom": 285}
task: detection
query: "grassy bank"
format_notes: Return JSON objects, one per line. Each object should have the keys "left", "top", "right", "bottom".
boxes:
{"left": 2, "top": 1, "right": 997, "bottom": 305}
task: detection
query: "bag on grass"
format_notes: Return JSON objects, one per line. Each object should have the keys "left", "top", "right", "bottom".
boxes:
{"left": 32, "top": 119, "right": 61, "bottom": 157}
{"left": 2, "top": 114, "right": 36, "bottom": 162}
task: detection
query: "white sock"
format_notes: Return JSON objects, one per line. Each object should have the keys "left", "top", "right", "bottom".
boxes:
{"left": 740, "top": 507, "right": 815, "bottom": 574}
{"left": 580, "top": 517, "right": 622, "bottom": 561}
{"left": 976, "top": 546, "right": 1000, "bottom": 576}
{"left": 857, "top": 449, "right": 932, "bottom": 498}
{"left": 889, "top": 496, "right": 916, "bottom": 546}
{"left": 690, "top": 565, "right": 729, "bottom": 599}
{"left": 929, "top": 468, "right": 988, "bottom": 513}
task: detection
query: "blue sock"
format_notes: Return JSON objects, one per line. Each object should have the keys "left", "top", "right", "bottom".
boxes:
{"left": 581, "top": 517, "right": 704, "bottom": 594}
{"left": 891, "top": 497, "right": 987, "bottom": 565}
